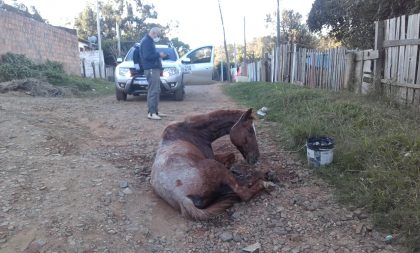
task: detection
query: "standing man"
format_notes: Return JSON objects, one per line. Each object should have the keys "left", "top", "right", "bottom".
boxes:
{"left": 139, "top": 27, "right": 167, "bottom": 120}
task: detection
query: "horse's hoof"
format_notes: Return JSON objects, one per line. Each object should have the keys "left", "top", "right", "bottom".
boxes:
{"left": 263, "top": 181, "right": 276, "bottom": 190}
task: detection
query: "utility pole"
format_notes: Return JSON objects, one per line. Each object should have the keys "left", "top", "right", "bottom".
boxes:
{"left": 243, "top": 16, "right": 247, "bottom": 64}
{"left": 218, "top": 0, "right": 231, "bottom": 82}
{"left": 276, "top": 0, "right": 281, "bottom": 47}
{"left": 116, "top": 21, "right": 121, "bottom": 57}
{"left": 96, "top": 0, "right": 102, "bottom": 78}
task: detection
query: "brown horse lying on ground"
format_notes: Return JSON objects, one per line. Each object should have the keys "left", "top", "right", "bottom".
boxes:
{"left": 151, "top": 108, "right": 274, "bottom": 220}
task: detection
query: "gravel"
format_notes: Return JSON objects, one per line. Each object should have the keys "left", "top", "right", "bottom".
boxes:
{"left": 0, "top": 84, "right": 406, "bottom": 252}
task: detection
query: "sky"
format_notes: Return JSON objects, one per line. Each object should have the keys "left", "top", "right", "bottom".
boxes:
{"left": 5, "top": 0, "right": 315, "bottom": 48}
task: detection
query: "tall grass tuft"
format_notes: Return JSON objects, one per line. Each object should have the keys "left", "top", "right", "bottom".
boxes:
{"left": 0, "top": 53, "right": 114, "bottom": 95}
{"left": 224, "top": 82, "right": 420, "bottom": 251}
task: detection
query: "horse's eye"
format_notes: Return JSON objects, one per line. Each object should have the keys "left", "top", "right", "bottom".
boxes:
{"left": 248, "top": 128, "right": 254, "bottom": 134}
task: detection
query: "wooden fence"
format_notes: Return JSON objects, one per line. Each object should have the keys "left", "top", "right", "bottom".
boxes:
{"left": 376, "top": 13, "right": 420, "bottom": 106}
{"left": 242, "top": 12, "right": 420, "bottom": 108}
{"left": 245, "top": 45, "right": 349, "bottom": 92}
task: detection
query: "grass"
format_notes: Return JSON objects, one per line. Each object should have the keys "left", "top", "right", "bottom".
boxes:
{"left": 0, "top": 53, "right": 114, "bottom": 96}
{"left": 224, "top": 82, "right": 420, "bottom": 251}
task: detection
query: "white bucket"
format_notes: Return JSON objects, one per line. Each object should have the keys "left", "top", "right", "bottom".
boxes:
{"left": 306, "top": 137, "right": 335, "bottom": 167}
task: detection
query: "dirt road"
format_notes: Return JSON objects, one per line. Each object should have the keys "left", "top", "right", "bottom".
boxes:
{"left": 0, "top": 84, "right": 404, "bottom": 253}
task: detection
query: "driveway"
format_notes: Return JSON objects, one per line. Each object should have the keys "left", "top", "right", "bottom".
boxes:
{"left": 0, "top": 84, "right": 403, "bottom": 252}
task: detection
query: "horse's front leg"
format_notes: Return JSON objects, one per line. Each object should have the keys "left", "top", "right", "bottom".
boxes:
{"left": 214, "top": 152, "right": 236, "bottom": 169}
{"left": 220, "top": 169, "right": 273, "bottom": 202}
{"left": 201, "top": 159, "right": 273, "bottom": 203}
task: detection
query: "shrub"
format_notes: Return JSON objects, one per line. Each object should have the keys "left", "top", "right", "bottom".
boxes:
{"left": 0, "top": 53, "right": 114, "bottom": 95}
{"left": 224, "top": 82, "right": 420, "bottom": 251}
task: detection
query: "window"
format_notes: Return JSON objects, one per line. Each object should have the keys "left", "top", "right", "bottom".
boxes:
{"left": 187, "top": 46, "right": 212, "bottom": 64}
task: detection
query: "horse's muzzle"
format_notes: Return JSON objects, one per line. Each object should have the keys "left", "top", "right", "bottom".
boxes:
{"left": 247, "top": 155, "right": 259, "bottom": 165}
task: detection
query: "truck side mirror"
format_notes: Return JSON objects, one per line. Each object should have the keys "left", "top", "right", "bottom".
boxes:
{"left": 181, "top": 57, "right": 191, "bottom": 64}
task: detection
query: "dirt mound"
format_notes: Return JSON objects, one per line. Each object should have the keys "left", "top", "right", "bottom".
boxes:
{"left": 0, "top": 78, "right": 75, "bottom": 97}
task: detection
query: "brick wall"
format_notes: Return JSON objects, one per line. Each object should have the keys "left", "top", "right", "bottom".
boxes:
{"left": 0, "top": 9, "right": 80, "bottom": 75}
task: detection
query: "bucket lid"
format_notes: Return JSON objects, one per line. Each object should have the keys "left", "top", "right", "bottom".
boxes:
{"left": 306, "top": 136, "right": 335, "bottom": 150}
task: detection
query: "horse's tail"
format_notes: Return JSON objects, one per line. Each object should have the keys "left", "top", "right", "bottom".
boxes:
{"left": 180, "top": 195, "right": 239, "bottom": 220}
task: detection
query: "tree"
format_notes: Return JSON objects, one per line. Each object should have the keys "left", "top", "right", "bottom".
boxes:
{"left": 307, "top": 0, "right": 420, "bottom": 49}
{"left": 170, "top": 38, "right": 190, "bottom": 57}
{"left": 2, "top": 0, "right": 46, "bottom": 23}
{"left": 74, "top": 0, "right": 189, "bottom": 65}
{"left": 74, "top": 5, "right": 97, "bottom": 41}
{"left": 266, "top": 9, "right": 318, "bottom": 48}
{"left": 74, "top": 0, "right": 160, "bottom": 42}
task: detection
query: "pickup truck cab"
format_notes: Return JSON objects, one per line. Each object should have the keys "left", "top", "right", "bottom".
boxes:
{"left": 179, "top": 45, "right": 216, "bottom": 85}
{"left": 114, "top": 44, "right": 216, "bottom": 101}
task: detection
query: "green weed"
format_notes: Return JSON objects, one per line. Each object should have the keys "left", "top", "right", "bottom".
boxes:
{"left": 0, "top": 53, "right": 114, "bottom": 96}
{"left": 224, "top": 82, "right": 420, "bottom": 251}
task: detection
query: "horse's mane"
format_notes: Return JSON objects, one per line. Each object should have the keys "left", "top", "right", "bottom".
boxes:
{"left": 183, "top": 109, "right": 254, "bottom": 129}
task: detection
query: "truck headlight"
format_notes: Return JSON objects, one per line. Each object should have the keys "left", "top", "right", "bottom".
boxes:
{"left": 163, "top": 67, "right": 179, "bottom": 77}
{"left": 118, "top": 67, "right": 131, "bottom": 77}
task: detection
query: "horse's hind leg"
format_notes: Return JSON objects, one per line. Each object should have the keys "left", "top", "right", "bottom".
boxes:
{"left": 201, "top": 159, "right": 270, "bottom": 203}
{"left": 214, "top": 153, "right": 236, "bottom": 168}
{"left": 219, "top": 169, "right": 270, "bottom": 202}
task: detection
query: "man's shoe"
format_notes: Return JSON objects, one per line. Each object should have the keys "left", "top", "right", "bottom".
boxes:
{"left": 148, "top": 113, "right": 161, "bottom": 120}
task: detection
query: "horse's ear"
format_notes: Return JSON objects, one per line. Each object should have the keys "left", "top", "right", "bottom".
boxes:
{"left": 239, "top": 108, "right": 253, "bottom": 122}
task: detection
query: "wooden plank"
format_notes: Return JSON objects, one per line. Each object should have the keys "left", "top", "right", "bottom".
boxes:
{"left": 403, "top": 15, "right": 413, "bottom": 84}
{"left": 342, "top": 48, "right": 347, "bottom": 90}
{"left": 398, "top": 15, "right": 406, "bottom": 83}
{"left": 272, "top": 48, "right": 275, "bottom": 82}
{"left": 333, "top": 49, "right": 338, "bottom": 90}
{"left": 302, "top": 49, "right": 307, "bottom": 85}
{"left": 364, "top": 50, "right": 379, "bottom": 60}
{"left": 328, "top": 50, "right": 331, "bottom": 90}
{"left": 392, "top": 17, "right": 400, "bottom": 80}
{"left": 335, "top": 48, "right": 345, "bottom": 91}
{"left": 408, "top": 14, "right": 420, "bottom": 84}
{"left": 390, "top": 17, "right": 397, "bottom": 79}
{"left": 384, "top": 19, "right": 391, "bottom": 79}
{"left": 381, "top": 79, "right": 420, "bottom": 89}
{"left": 290, "top": 44, "right": 296, "bottom": 83}
{"left": 416, "top": 15, "right": 420, "bottom": 84}
{"left": 383, "top": 38, "right": 420, "bottom": 47}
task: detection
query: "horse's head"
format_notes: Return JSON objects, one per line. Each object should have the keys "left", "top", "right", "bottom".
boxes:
{"left": 230, "top": 108, "right": 260, "bottom": 165}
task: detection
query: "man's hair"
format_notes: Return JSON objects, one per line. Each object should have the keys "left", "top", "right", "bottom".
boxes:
{"left": 149, "top": 27, "right": 161, "bottom": 35}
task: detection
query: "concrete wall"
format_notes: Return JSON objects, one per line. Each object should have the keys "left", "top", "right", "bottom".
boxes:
{"left": 80, "top": 50, "right": 105, "bottom": 78}
{"left": 0, "top": 9, "right": 80, "bottom": 75}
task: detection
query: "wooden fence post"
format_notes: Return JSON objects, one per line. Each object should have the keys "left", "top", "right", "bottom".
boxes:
{"left": 91, "top": 62, "right": 96, "bottom": 79}
{"left": 374, "top": 20, "right": 385, "bottom": 94}
{"left": 291, "top": 44, "right": 297, "bottom": 83}
{"left": 344, "top": 51, "right": 355, "bottom": 90}
{"left": 81, "top": 58, "right": 86, "bottom": 78}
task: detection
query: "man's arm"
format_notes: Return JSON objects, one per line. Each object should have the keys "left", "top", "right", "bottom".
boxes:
{"left": 141, "top": 40, "right": 160, "bottom": 62}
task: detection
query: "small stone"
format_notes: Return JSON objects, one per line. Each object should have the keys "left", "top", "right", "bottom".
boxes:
{"left": 242, "top": 242, "right": 261, "bottom": 253}
{"left": 233, "top": 233, "right": 241, "bottom": 242}
{"left": 341, "top": 214, "right": 354, "bottom": 221}
{"left": 355, "top": 223, "right": 365, "bottom": 234}
{"left": 219, "top": 231, "right": 233, "bottom": 242}
{"left": 23, "top": 239, "right": 47, "bottom": 253}
{"left": 119, "top": 181, "right": 129, "bottom": 188}
{"left": 107, "top": 229, "right": 117, "bottom": 234}
{"left": 231, "top": 211, "right": 241, "bottom": 219}
{"left": 384, "top": 235, "right": 393, "bottom": 244}
{"left": 123, "top": 188, "right": 133, "bottom": 195}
